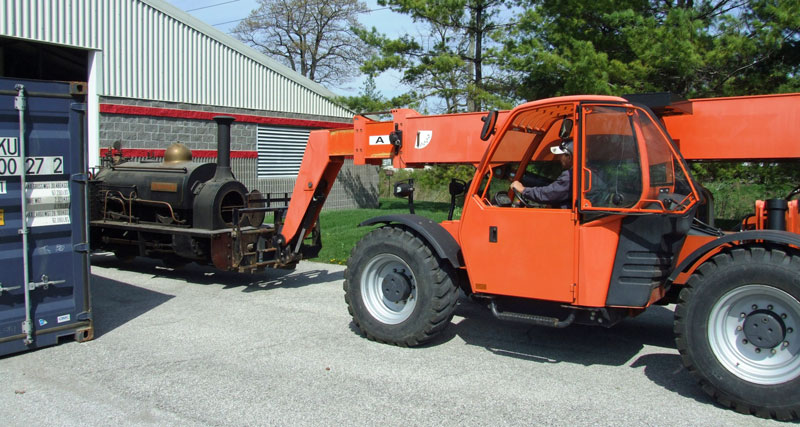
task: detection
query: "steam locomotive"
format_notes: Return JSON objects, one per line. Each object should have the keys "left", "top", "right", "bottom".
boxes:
{"left": 89, "top": 116, "right": 314, "bottom": 272}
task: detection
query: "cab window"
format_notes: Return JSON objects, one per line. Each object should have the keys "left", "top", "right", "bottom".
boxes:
{"left": 476, "top": 103, "right": 575, "bottom": 207}
{"left": 580, "top": 105, "right": 697, "bottom": 214}
{"left": 583, "top": 105, "right": 642, "bottom": 209}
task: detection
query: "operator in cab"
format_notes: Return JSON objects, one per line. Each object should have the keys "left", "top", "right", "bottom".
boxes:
{"left": 510, "top": 139, "right": 573, "bottom": 208}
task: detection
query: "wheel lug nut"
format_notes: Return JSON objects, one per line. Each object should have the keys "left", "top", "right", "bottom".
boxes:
{"left": 771, "top": 349, "right": 777, "bottom": 355}
{"left": 752, "top": 305, "right": 758, "bottom": 310}
{"left": 743, "top": 339, "right": 749, "bottom": 344}
{"left": 755, "top": 348, "right": 761, "bottom": 353}
{"left": 789, "top": 328, "right": 794, "bottom": 334}
{"left": 740, "top": 313, "right": 747, "bottom": 318}
{"left": 785, "top": 341, "right": 790, "bottom": 347}
{"left": 782, "top": 313, "right": 788, "bottom": 319}
{"left": 736, "top": 326, "right": 743, "bottom": 331}
{"left": 768, "top": 305, "right": 774, "bottom": 310}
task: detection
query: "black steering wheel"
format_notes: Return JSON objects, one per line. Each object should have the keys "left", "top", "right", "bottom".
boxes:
{"left": 512, "top": 187, "right": 536, "bottom": 207}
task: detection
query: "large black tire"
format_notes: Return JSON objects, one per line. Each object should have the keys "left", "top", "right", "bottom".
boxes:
{"left": 344, "top": 226, "right": 459, "bottom": 347}
{"left": 674, "top": 246, "right": 800, "bottom": 420}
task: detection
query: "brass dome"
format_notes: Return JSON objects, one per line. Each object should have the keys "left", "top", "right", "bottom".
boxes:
{"left": 164, "top": 142, "right": 192, "bottom": 163}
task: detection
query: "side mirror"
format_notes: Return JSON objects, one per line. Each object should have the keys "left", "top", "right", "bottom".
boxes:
{"left": 447, "top": 179, "right": 468, "bottom": 221}
{"left": 449, "top": 179, "right": 467, "bottom": 197}
{"left": 393, "top": 179, "right": 416, "bottom": 214}
{"left": 480, "top": 111, "right": 498, "bottom": 141}
{"left": 559, "top": 118, "right": 573, "bottom": 139}
{"left": 394, "top": 180, "right": 414, "bottom": 198}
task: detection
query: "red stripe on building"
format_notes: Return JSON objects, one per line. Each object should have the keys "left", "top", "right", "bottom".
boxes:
{"left": 100, "top": 148, "right": 258, "bottom": 159}
{"left": 99, "top": 104, "right": 353, "bottom": 129}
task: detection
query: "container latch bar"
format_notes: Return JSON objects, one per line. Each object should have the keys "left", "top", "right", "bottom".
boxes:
{"left": 28, "top": 275, "right": 66, "bottom": 291}
{"left": 0, "top": 283, "right": 22, "bottom": 293}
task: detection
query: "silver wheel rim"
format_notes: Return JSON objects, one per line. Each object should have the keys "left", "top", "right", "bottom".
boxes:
{"left": 360, "top": 253, "right": 416, "bottom": 325}
{"left": 708, "top": 284, "right": 800, "bottom": 385}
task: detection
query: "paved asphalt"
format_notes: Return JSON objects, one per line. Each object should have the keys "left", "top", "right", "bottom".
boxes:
{"left": 0, "top": 254, "right": 789, "bottom": 426}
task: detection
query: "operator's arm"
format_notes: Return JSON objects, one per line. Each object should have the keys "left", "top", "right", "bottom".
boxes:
{"left": 521, "top": 172, "right": 553, "bottom": 188}
{"left": 513, "top": 169, "right": 572, "bottom": 206}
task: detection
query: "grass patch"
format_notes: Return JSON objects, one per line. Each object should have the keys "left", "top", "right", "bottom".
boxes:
{"left": 310, "top": 198, "right": 455, "bottom": 265}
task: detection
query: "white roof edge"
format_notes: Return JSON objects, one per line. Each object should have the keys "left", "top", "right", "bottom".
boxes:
{"left": 140, "top": 0, "right": 342, "bottom": 100}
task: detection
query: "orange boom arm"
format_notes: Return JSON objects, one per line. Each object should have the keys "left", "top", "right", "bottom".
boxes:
{"left": 279, "top": 109, "right": 507, "bottom": 247}
{"left": 662, "top": 93, "right": 800, "bottom": 161}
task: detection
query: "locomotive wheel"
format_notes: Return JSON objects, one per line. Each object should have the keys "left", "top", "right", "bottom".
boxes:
{"left": 344, "top": 226, "right": 459, "bottom": 347}
{"left": 674, "top": 246, "right": 800, "bottom": 420}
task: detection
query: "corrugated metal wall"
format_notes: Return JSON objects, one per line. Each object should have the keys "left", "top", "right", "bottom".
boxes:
{"left": 256, "top": 125, "right": 310, "bottom": 177}
{"left": 0, "top": 0, "right": 352, "bottom": 119}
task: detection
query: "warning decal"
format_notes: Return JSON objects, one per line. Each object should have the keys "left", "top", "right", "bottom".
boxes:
{"left": 415, "top": 131, "right": 433, "bottom": 149}
{"left": 25, "top": 181, "right": 71, "bottom": 227}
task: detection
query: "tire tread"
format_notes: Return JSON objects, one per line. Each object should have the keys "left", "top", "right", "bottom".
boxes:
{"left": 344, "top": 226, "right": 459, "bottom": 347}
{"left": 674, "top": 245, "right": 800, "bottom": 421}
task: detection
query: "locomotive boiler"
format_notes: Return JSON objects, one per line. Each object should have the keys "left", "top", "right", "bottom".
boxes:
{"left": 89, "top": 116, "right": 312, "bottom": 271}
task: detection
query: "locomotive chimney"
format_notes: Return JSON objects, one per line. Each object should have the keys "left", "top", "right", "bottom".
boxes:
{"left": 212, "top": 115, "right": 235, "bottom": 180}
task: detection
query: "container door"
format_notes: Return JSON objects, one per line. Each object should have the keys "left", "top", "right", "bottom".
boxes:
{"left": 0, "top": 78, "right": 92, "bottom": 356}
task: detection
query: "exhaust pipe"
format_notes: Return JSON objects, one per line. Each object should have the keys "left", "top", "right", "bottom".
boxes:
{"left": 766, "top": 198, "right": 788, "bottom": 231}
{"left": 212, "top": 115, "right": 235, "bottom": 181}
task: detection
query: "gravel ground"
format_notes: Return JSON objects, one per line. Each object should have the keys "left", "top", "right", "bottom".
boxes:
{"left": 0, "top": 254, "right": 789, "bottom": 426}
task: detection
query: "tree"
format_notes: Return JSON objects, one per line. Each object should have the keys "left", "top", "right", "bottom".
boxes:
{"left": 358, "top": 0, "right": 514, "bottom": 113}
{"left": 333, "top": 75, "right": 419, "bottom": 115}
{"left": 233, "top": 0, "right": 371, "bottom": 85}
{"left": 497, "top": 0, "right": 800, "bottom": 100}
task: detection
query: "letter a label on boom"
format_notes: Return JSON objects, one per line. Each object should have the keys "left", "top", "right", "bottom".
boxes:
{"left": 369, "top": 135, "right": 391, "bottom": 145}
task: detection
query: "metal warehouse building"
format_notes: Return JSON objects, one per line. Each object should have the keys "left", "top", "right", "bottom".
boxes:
{"left": 0, "top": 0, "right": 378, "bottom": 209}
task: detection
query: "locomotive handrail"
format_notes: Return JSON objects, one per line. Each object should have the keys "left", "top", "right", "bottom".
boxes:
{"left": 111, "top": 165, "right": 189, "bottom": 173}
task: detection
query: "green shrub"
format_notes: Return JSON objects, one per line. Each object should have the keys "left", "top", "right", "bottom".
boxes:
{"left": 380, "top": 165, "right": 476, "bottom": 202}
{"left": 311, "top": 198, "right": 454, "bottom": 264}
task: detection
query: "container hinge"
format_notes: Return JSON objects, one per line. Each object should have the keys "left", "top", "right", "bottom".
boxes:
{"left": 71, "top": 173, "right": 89, "bottom": 184}
{"left": 77, "top": 311, "right": 92, "bottom": 321}
{"left": 28, "top": 275, "right": 66, "bottom": 291}
{"left": 73, "top": 243, "right": 90, "bottom": 253}
{"left": 0, "top": 283, "right": 22, "bottom": 293}
{"left": 14, "top": 95, "right": 26, "bottom": 111}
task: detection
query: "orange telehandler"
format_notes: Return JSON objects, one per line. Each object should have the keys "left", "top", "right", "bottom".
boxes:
{"left": 270, "top": 93, "right": 800, "bottom": 420}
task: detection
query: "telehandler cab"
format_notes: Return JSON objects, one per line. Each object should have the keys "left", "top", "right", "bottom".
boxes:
{"left": 274, "top": 93, "right": 800, "bottom": 420}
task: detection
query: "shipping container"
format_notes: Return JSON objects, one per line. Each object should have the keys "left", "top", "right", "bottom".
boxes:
{"left": 0, "top": 78, "right": 92, "bottom": 357}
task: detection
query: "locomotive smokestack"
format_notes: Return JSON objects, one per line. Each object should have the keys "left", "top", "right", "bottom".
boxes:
{"left": 212, "top": 115, "right": 235, "bottom": 180}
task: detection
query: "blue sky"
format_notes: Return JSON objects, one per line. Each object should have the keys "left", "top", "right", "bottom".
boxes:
{"left": 165, "top": 0, "right": 414, "bottom": 97}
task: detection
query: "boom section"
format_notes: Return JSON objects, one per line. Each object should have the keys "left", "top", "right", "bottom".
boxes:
{"left": 661, "top": 92, "right": 800, "bottom": 161}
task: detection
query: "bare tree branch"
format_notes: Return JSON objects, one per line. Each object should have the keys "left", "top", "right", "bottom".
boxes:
{"left": 233, "top": 0, "right": 371, "bottom": 85}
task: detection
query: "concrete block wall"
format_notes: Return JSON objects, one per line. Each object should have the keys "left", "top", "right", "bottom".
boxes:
{"left": 99, "top": 97, "right": 379, "bottom": 210}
